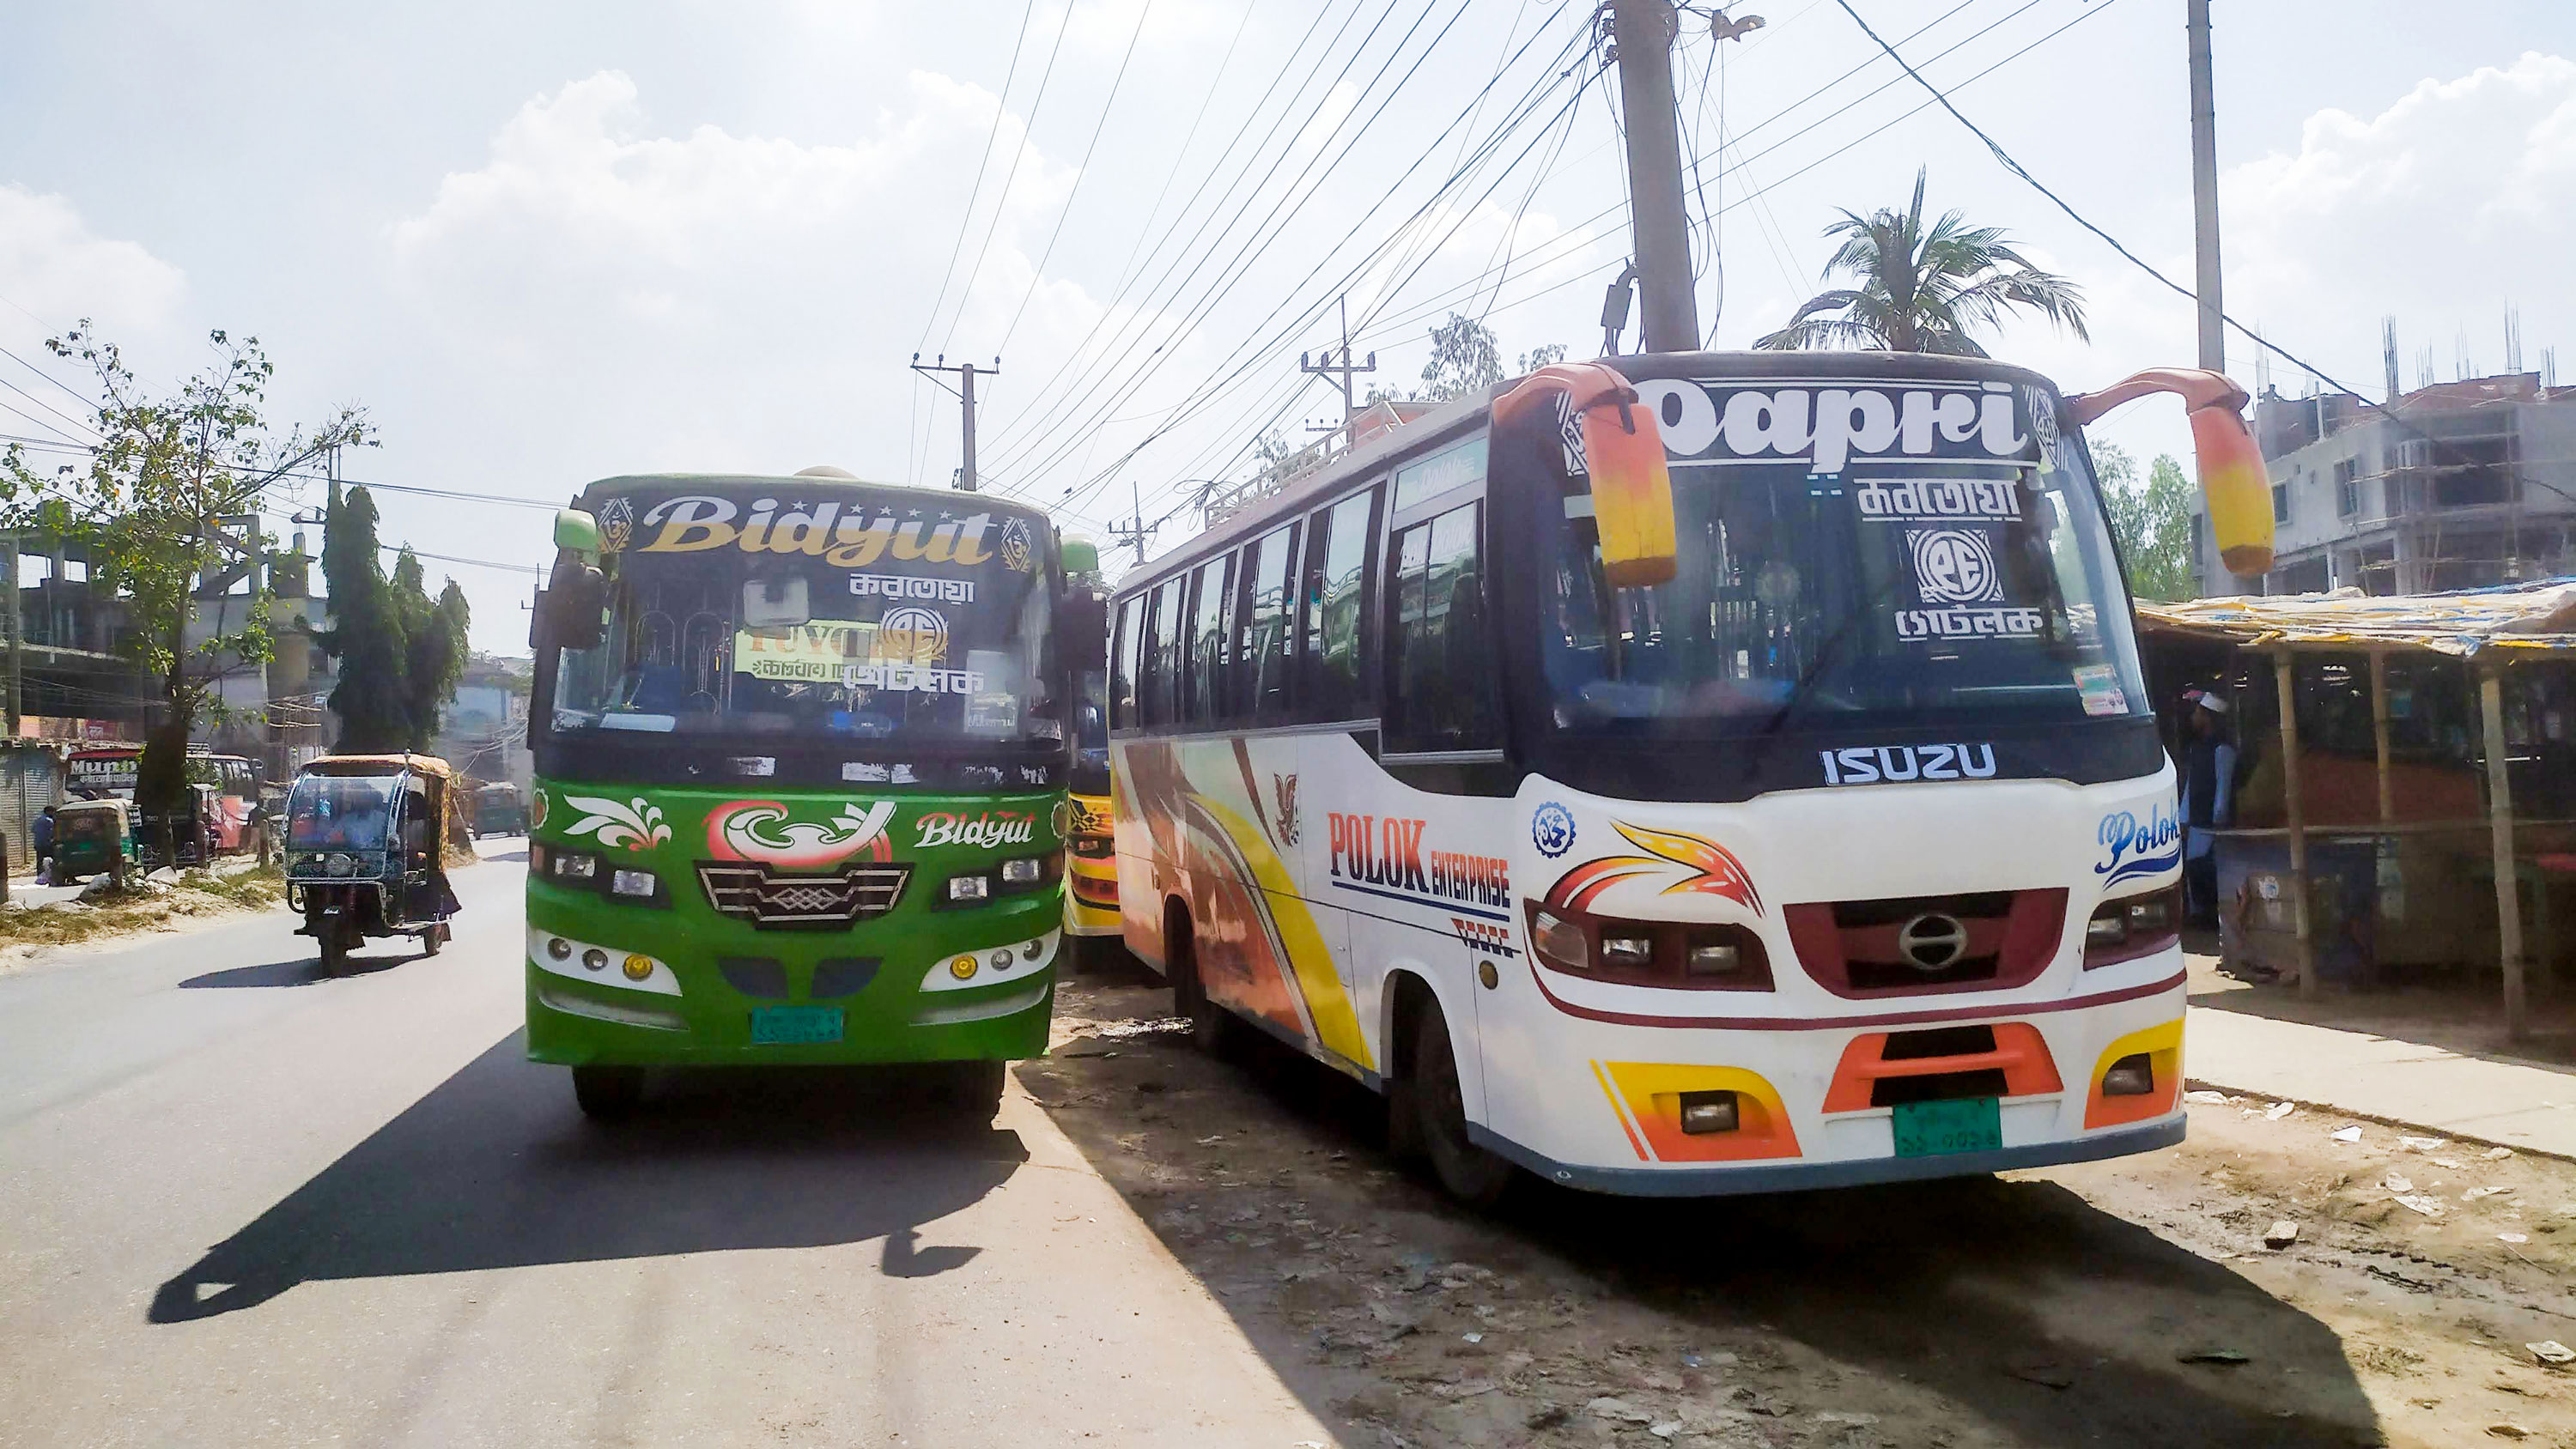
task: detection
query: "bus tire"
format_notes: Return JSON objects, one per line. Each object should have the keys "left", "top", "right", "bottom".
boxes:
{"left": 1167, "top": 902, "right": 1235, "bottom": 1057}
{"left": 1405, "top": 1000, "right": 1517, "bottom": 1209}
{"left": 935, "top": 1060, "right": 1007, "bottom": 1121}
{"left": 573, "top": 1065, "right": 645, "bottom": 1119}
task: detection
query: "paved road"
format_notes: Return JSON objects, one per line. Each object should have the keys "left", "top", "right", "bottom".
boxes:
{"left": 0, "top": 852, "right": 1332, "bottom": 1448}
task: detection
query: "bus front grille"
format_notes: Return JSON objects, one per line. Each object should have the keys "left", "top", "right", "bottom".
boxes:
{"left": 696, "top": 862, "right": 911, "bottom": 931}
{"left": 1782, "top": 888, "right": 2068, "bottom": 997}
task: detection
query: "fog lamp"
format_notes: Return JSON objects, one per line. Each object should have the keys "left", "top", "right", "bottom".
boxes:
{"left": 1600, "top": 934, "right": 1653, "bottom": 970}
{"left": 1686, "top": 943, "right": 1741, "bottom": 976}
{"left": 546, "top": 936, "right": 572, "bottom": 961}
{"left": 622, "top": 954, "right": 653, "bottom": 981}
{"left": 1022, "top": 937, "right": 1043, "bottom": 960}
{"left": 949, "top": 955, "right": 978, "bottom": 980}
{"left": 581, "top": 948, "right": 609, "bottom": 973}
{"left": 948, "top": 876, "right": 990, "bottom": 903}
{"left": 989, "top": 949, "right": 1012, "bottom": 971}
{"left": 610, "top": 868, "right": 657, "bottom": 899}
{"left": 1000, "top": 858, "right": 1042, "bottom": 885}
{"left": 1531, "top": 910, "right": 1588, "bottom": 973}
{"left": 1678, "top": 1090, "right": 1740, "bottom": 1135}
{"left": 2101, "top": 1052, "right": 2156, "bottom": 1097}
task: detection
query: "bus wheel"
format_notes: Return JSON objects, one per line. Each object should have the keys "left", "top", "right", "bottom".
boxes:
{"left": 933, "top": 1060, "right": 1007, "bottom": 1121}
{"left": 1071, "top": 934, "right": 1125, "bottom": 978}
{"left": 1168, "top": 908, "right": 1235, "bottom": 1057}
{"left": 573, "top": 1065, "right": 646, "bottom": 1119}
{"left": 1406, "top": 1003, "right": 1517, "bottom": 1209}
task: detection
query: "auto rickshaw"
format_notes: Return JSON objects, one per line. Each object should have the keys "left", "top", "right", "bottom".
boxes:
{"left": 50, "top": 798, "right": 136, "bottom": 886}
{"left": 474, "top": 782, "right": 527, "bottom": 836}
{"left": 283, "top": 754, "right": 459, "bottom": 972}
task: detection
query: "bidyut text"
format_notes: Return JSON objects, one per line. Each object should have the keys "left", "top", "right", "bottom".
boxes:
{"left": 1818, "top": 743, "right": 1999, "bottom": 785}
{"left": 638, "top": 495, "right": 1001, "bottom": 567}
{"left": 1632, "top": 379, "right": 2032, "bottom": 473}
{"left": 1327, "top": 813, "right": 1510, "bottom": 908}
{"left": 914, "top": 810, "right": 1038, "bottom": 850}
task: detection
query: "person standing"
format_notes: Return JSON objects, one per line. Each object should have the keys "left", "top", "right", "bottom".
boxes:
{"left": 2180, "top": 692, "right": 2239, "bottom": 928}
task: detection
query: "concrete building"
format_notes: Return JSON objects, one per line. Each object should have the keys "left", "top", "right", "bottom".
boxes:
{"left": 434, "top": 655, "right": 532, "bottom": 791}
{"left": 2193, "top": 373, "right": 2576, "bottom": 597}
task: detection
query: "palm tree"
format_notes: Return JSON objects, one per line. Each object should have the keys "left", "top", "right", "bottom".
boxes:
{"left": 1755, "top": 168, "right": 2087, "bottom": 355}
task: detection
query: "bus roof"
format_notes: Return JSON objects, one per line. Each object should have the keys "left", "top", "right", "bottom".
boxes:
{"left": 1113, "top": 349, "right": 2064, "bottom": 601}
{"left": 572, "top": 473, "right": 1055, "bottom": 521}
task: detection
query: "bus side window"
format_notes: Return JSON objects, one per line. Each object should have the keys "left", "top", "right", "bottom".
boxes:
{"left": 1299, "top": 485, "right": 1380, "bottom": 723}
{"left": 1239, "top": 522, "right": 1298, "bottom": 721}
{"left": 1385, "top": 500, "right": 1497, "bottom": 754}
{"left": 1142, "top": 579, "right": 1185, "bottom": 729}
{"left": 1183, "top": 553, "right": 1232, "bottom": 726}
{"left": 1109, "top": 597, "right": 1142, "bottom": 730}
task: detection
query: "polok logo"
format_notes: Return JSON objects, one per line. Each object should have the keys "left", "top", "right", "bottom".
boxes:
{"left": 1632, "top": 378, "right": 2033, "bottom": 474}
{"left": 2095, "top": 801, "right": 2183, "bottom": 888}
{"left": 914, "top": 810, "right": 1038, "bottom": 850}
{"left": 636, "top": 495, "right": 1000, "bottom": 568}
{"left": 1908, "top": 528, "right": 2002, "bottom": 604}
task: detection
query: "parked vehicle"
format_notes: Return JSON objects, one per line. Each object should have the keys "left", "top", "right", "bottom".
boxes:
{"left": 474, "top": 782, "right": 529, "bottom": 836}
{"left": 49, "top": 798, "right": 136, "bottom": 886}
{"left": 283, "top": 754, "right": 459, "bottom": 973}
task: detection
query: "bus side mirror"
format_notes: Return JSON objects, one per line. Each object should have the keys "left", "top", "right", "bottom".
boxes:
{"left": 538, "top": 560, "right": 607, "bottom": 650}
{"left": 1062, "top": 591, "right": 1108, "bottom": 676}
{"left": 2066, "top": 367, "right": 2274, "bottom": 579}
{"left": 1495, "top": 362, "right": 1676, "bottom": 590}
{"left": 556, "top": 508, "right": 602, "bottom": 555}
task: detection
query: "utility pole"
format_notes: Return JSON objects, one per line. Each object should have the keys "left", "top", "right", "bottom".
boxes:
{"left": 1610, "top": 0, "right": 1699, "bottom": 354}
{"left": 1299, "top": 297, "right": 1376, "bottom": 424}
{"left": 2, "top": 531, "right": 17, "bottom": 737}
{"left": 910, "top": 354, "right": 999, "bottom": 491}
{"left": 1109, "top": 482, "right": 1157, "bottom": 567}
{"left": 2185, "top": 0, "right": 2225, "bottom": 374}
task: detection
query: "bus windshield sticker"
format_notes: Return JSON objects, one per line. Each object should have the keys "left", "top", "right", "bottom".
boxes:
{"left": 850, "top": 573, "right": 974, "bottom": 603}
{"left": 1906, "top": 528, "right": 2002, "bottom": 605}
{"left": 1632, "top": 378, "right": 2034, "bottom": 473}
{"left": 635, "top": 495, "right": 1008, "bottom": 569}
{"left": 707, "top": 799, "right": 896, "bottom": 867}
{"left": 1817, "top": 743, "right": 1998, "bottom": 786}
{"left": 843, "top": 762, "right": 891, "bottom": 783}
{"left": 2075, "top": 664, "right": 2129, "bottom": 717}
{"left": 1853, "top": 477, "right": 2020, "bottom": 522}
{"left": 1894, "top": 607, "right": 2045, "bottom": 641}
{"left": 999, "top": 518, "right": 1037, "bottom": 573}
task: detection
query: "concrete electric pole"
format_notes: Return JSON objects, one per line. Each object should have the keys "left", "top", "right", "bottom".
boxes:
{"left": 1610, "top": 0, "right": 1700, "bottom": 355}
{"left": 911, "top": 355, "right": 999, "bottom": 491}
{"left": 1299, "top": 297, "right": 1376, "bottom": 425}
{"left": 2185, "top": 0, "right": 2225, "bottom": 374}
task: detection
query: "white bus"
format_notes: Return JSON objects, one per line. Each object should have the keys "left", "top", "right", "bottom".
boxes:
{"left": 1107, "top": 350, "right": 2270, "bottom": 1202}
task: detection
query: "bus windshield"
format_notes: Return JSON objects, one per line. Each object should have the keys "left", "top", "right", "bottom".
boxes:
{"left": 1539, "top": 409, "right": 2145, "bottom": 738}
{"left": 550, "top": 495, "right": 1056, "bottom": 743}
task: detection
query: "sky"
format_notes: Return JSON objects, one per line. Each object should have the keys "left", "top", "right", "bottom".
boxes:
{"left": 2, "top": 0, "right": 2570, "bottom": 655}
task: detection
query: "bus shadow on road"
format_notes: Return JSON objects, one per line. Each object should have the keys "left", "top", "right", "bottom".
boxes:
{"left": 1025, "top": 985, "right": 2386, "bottom": 1449}
{"left": 178, "top": 952, "right": 409, "bottom": 987}
{"left": 149, "top": 1030, "right": 1026, "bottom": 1324}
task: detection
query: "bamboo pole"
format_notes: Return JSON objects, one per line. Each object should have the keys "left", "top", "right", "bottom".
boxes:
{"left": 2482, "top": 665, "right": 2527, "bottom": 1040}
{"left": 2370, "top": 651, "right": 2395, "bottom": 825}
{"left": 2275, "top": 650, "right": 2318, "bottom": 997}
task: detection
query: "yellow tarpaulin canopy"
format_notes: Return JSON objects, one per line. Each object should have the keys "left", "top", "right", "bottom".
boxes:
{"left": 2136, "top": 579, "right": 2576, "bottom": 657}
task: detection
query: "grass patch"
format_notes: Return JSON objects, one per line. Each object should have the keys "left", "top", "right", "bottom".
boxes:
{"left": 1, "top": 863, "right": 289, "bottom": 949}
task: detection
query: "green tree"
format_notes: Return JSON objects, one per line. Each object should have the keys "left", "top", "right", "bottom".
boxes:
{"left": 392, "top": 551, "right": 471, "bottom": 751}
{"left": 314, "top": 480, "right": 411, "bottom": 752}
{"left": 1365, "top": 317, "right": 1567, "bottom": 405}
{"left": 1757, "top": 168, "right": 2087, "bottom": 355}
{"left": 2094, "top": 443, "right": 2200, "bottom": 602}
{"left": 0, "top": 324, "right": 371, "bottom": 829}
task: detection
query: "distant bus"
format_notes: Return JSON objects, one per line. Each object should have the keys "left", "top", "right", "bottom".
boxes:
{"left": 1108, "top": 349, "right": 2268, "bottom": 1203}
{"left": 1061, "top": 577, "right": 1121, "bottom": 965}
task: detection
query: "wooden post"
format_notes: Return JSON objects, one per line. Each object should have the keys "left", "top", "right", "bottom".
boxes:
{"left": 2482, "top": 664, "right": 2527, "bottom": 1040}
{"left": 2274, "top": 650, "right": 2318, "bottom": 997}
{"left": 2370, "top": 651, "right": 2395, "bottom": 825}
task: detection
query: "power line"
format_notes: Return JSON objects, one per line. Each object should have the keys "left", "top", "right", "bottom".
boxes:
{"left": 994, "top": 0, "right": 1157, "bottom": 356}
{"left": 933, "top": 0, "right": 1079, "bottom": 366}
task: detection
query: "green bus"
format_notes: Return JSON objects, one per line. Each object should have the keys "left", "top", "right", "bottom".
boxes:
{"left": 526, "top": 470, "right": 1096, "bottom": 1119}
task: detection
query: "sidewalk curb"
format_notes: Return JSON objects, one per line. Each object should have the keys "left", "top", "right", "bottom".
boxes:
{"left": 2184, "top": 1076, "right": 2576, "bottom": 1166}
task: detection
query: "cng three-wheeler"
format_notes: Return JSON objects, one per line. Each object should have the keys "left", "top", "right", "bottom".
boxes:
{"left": 283, "top": 754, "right": 460, "bottom": 972}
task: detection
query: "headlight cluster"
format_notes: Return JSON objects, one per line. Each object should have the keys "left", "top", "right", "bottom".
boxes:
{"left": 2083, "top": 884, "right": 2181, "bottom": 967}
{"left": 1525, "top": 903, "right": 1772, "bottom": 991}
{"left": 531, "top": 844, "right": 666, "bottom": 906}
{"left": 325, "top": 852, "right": 355, "bottom": 876}
{"left": 935, "top": 851, "right": 1064, "bottom": 908}
{"left": 919, "top": 929, "right": 1060, "bottom": 991}
{"left": 528, "top": 926, "right": 678, "bottom": 995}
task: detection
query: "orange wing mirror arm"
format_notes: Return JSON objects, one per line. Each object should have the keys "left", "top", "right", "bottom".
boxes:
{"left": 2064, "top": 367, "right": 2273, "bottom": 579}
{"left": 1493, "top": 362, "right": 1678, "bottom": 590}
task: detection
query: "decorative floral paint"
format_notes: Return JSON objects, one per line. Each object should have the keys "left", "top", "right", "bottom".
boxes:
{"left": 705, "top": 799, "right": 897, "bottom": 867}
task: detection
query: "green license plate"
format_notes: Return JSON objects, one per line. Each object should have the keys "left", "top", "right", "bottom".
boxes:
{"left": 750, "top": 1006, "right": 844, "bottom": 1045}
{"left": 1892, "top": 1097, "right": 2002, "bottom": 1158}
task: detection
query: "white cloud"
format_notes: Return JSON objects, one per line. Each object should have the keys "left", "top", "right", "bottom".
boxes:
{"left": 0, "top": 185, "right": 186, "bottom": 353}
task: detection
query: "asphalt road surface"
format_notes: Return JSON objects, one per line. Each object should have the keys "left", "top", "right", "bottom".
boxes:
{"left": 0, "top": 852, "right": 1331, "bottom": 1448}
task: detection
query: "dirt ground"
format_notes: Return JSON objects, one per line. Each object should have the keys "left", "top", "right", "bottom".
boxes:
{"left": 1023, "top": 969, "right": 2576, "bottom": 1449}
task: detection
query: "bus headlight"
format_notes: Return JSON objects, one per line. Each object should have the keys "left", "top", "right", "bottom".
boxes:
{"left": 552, "top": 851, "right": 600, "bottom": 883}
{"left": 1687, "top": 942, "right": 1743, "bottom": 976}
{"left": 999, "top": 857, "right": 1044, "bottom": 885}
{"left": 1530, "top": 910, "right": 1588, "bottom": 973}
{"left": 2085, "top": 885, "right": 2182, "bottom": 965}
{"left": 1599, "top": 934, "right": 1654, "bottom": 970}
{"left": 325, "top": 852, "right": 354, "bottom": 876}
{"left": 947, "top": 875, "right": 991, "bottom": 903}
{"left": 611, "top": 868, "right": 659, "bottom": 900}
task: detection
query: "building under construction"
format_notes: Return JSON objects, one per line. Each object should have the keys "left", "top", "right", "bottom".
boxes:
{"left": 2196, "top": 370, "right": 2576, "bottom": 597}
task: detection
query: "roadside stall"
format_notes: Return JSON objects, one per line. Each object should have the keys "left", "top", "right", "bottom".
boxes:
{"left": 2136, "top": 580, "right": 2576, "bottom": 1036}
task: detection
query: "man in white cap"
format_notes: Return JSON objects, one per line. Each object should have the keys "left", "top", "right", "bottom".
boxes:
{"left": 2180, "top": 690, "right": 2237, "bottom": 927}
